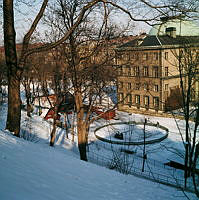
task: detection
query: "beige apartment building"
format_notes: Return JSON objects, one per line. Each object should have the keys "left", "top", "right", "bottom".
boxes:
{"left": 116, "top": 17, "right": 199, "bottom": 113}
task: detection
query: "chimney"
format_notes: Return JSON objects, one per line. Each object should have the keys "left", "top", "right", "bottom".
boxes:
{"left": 165, "top": 27, "right": 176, "bottom": 38}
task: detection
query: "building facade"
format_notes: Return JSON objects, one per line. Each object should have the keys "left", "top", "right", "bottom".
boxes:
{"left": 116, "top": 17, "right": 199, "bottom": 113}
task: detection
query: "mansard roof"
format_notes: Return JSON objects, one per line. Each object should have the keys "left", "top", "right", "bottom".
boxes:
{"left": 117, "top": 35, "right": 199, "bottom": 49}
{"left": 141, "top": 35, "right": 199, "bottom": 47}
{"left": 118, "top": 17, "right": 199, "bottom": 50}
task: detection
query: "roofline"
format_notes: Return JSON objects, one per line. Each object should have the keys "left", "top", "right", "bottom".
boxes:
{"left": 116, "top": 42, "right": 199, "bottom": 51}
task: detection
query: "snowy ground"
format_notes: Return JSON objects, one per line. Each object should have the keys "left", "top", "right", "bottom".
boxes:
{"left": 0, "top": 102, "right": 198, "bottom": 199}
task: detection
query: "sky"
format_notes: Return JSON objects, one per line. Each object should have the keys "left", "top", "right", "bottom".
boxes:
{"left": 0, "top": 1, "right": 152, "bottom": 45}
{"left": 1, "top": 1, "right": 198, "bottom": 45}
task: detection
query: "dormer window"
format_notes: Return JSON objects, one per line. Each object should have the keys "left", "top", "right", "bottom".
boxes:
{"left": 165, "top": 27, "right": 176, "bottom": 38}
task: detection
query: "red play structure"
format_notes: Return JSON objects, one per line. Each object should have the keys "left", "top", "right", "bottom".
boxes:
{"left": 92, "top": 107, "right": 116, "bottom": 120}
{"left": 44, "top": 108, "right": 61, "bottom": 120}
{"left": 44, "top": 106, "right": 115, "bottom": 121}
{"left": 43, "top": 92, "right": 74, "bottom": 120}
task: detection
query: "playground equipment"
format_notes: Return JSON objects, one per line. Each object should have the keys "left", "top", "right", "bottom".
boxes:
{"left": 44, "top": 108, "right": 61, "bottom": 120}
{"left": 92, "top": 106, "right": 116, "bottom": 120}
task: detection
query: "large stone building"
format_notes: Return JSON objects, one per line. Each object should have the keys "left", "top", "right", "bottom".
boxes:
{"left": 116, "top": 17, "right": 199, "bottom": 113}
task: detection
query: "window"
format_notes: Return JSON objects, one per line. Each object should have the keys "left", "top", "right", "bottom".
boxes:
{"left": 165, "top": 67, "right": 168, "bottom": 76}
{"left": 165, "top": 84, "right": 168, "bottom": 91}
{"left": 144, "top": 83, "right": 149, "bottom": 91}
{"left": 135, "top": 83, "right": 140, "bottom": 90}
{"left": 135, "top": 66, "right": 140, "bottom": 76}
{"left": 118, "top": 82, "right": 123, "bottom": 89}
{"left": 116, "top": 53, "right": 122, "bottom": 60}
{"left": 118, "top": 93, "right": 124, "bottom": 104}
{"left": 127, "top": 66, "right": 131, "bottom": 76}
{"left": 127, "top": 94, "right": 132, "bottom": 104}
{"left": 143, "top": 53, "right": 148, "bottom": 60}
{"left": 119, "top": 54, "right": 124, "bottom": 60}
{"left": 124, "top": 53, "right": 130, "bottom": 61}
{"left": 135, "top": 95, "right": 140, "bottom": 105}
{"left": 127, "top": 82, "right": 132, "bottom": 90}
{"left": 144, "top": 96, "right": 150, "bottom": 106}
{"left": 130, "top": 52, "right": 134, "bottom": 59}
{"left": 154, "top": 85, "right": 159, "bottom": 92}
{"left": 153, "top": 97, "right": 159, "bottom": 108}
{"left": 153, "top": 52, "right": 158, "bottom": 60}
{"left": 153, "top": 66, "right": 159, "bottom": 78}
{"left": 118, "top": 66, "right": 123, "bottom": 75}
{"left": 143, "top": 66, "right": 149, "bottom": 77}
{"left": 165, "top": 52, "right": 168, "bottom": 60}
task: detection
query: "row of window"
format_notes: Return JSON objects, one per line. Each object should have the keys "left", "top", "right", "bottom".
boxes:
{"left": 118, "top": 82, "right": 160, "bottom": 92}
{"left": 117, "top": 66, "right": 169, "bottom": 77}
{"left": 117, "top": 52, "right": 169, "bottom": 62}
{"left": 118, "top": 93, "right": 159, "bottom": 108}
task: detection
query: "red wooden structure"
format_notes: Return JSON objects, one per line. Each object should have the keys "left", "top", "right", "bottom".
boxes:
{"left": 44, "top": 106, "right": 72, "bottom": 121}
{"left": 92, "top": 106, "right": 116, "bottom": 120}
{"left": 44, "top": 108, "right": 61, "bottom": 120}
{"left": 43, "top": 92, "right": 74, "bottom": 120}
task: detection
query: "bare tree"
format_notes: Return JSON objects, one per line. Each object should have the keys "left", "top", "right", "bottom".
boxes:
{"left": 39, "top": 0, "right": 198, "bottom": 161}
{"left": 3, "top": 0, "right": 198, "bottom": 148}
{"left": 173, "top": 40, "right": 199, "bottom": 192}
{"left": 3, "top": 0, "right": 49, "bottom": 136}
{"left": 45, "top": 47, "right": 70, "bottom": 147}
{"left": 43, "top": 0, "right": 127, "bottom": 160}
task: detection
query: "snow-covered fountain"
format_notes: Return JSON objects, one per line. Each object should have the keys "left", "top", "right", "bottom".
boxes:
{"left": 94, "top": 121, "right": 169, "bottom": 145}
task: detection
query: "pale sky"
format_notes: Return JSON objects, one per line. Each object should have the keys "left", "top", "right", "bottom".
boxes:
{"left": 0, "top": 1, "right": 153, "bottom": 45}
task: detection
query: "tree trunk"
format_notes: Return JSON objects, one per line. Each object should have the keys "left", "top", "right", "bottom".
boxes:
{"left": 3, "top": 0, "right": 21, "bottom": 137}
{"left": 50, "top": 121, "right": 57, "bottom": 146}
{"left": 77, "top": 123, "right": 88, "bottom": 161}
{"left": 75, "top": 90, "right": 87, "bottom": 161}
{"left": 25, "top": 80, "right": 32, "bottom": 117}
{"left": 6, "top": 75, "right": 21, "bottom": 136}
{"left": 50, "top": 105, "right": 59, "bottom": 146}
{"left": 27, "top": 102, "right": 32, "bottom": 118}
{"left": 64, "top": 113, "right": 68, "bottom": 139}
{"left": 71, "top": 112, "right": 75, "bottom": 142}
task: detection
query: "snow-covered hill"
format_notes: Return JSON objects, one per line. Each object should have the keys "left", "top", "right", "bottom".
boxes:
{"left": 0, "top": 104, "right": 197, "bottom": 199}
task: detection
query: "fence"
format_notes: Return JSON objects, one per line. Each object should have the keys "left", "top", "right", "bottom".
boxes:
{"left": 47, "top": 115, "right": 195, "bottom": 192}
{"left": 87, "top": 150, "right": 194, "bottom": 192}
{"left": 88, "top": 140, "right": 172, "bottom": 170}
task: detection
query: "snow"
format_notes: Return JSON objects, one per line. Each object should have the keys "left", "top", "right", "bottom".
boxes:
{"left": 95, "top": 123, "right": 168, "bottom": 142}
{"left": 0, "top": 103, "right": 198, "bottom": 199}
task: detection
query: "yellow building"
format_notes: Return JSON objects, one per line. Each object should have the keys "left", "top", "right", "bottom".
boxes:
{"left": 116, "top": 17, "right": 199, "bottom": 113}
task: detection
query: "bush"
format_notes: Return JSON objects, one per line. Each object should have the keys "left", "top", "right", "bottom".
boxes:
{"left": 20, "top": 118, "right": 40, "bottom": 143}
{"left": 109, "top": 149, "right": 133, "bottom": 174}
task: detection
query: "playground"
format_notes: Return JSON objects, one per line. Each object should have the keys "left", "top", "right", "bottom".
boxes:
{"left": 31, "top": 94, "right": 197, "bottom": 191}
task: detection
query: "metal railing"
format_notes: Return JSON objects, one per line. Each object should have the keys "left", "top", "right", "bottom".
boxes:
{"left": 87, "top": 150, "right": 194, "bottom": 191}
